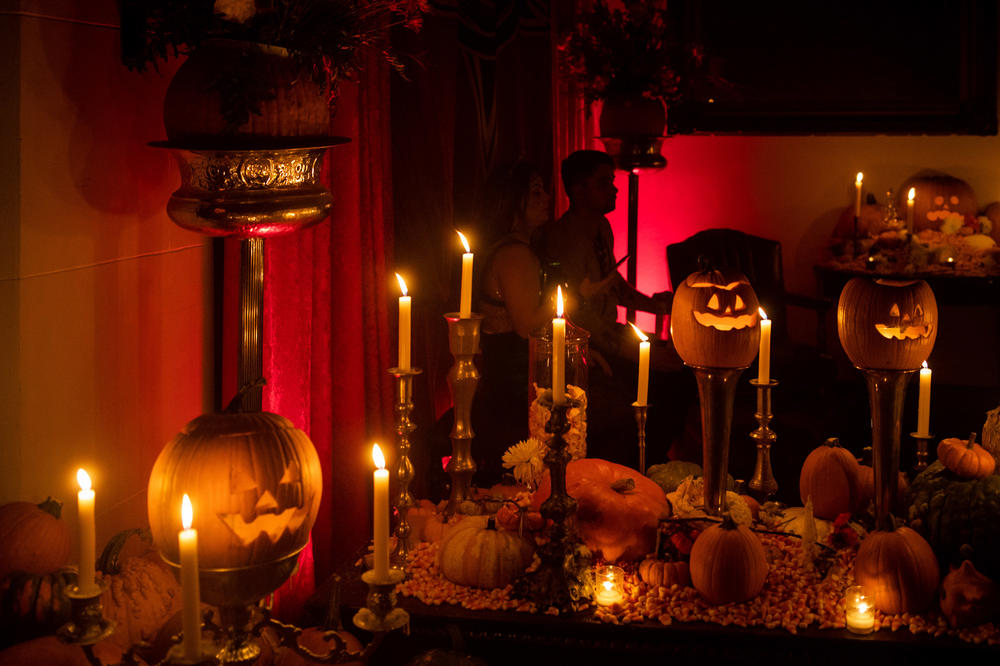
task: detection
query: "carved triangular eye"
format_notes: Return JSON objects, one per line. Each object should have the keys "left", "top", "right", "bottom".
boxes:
{"left": 255, "top": 490, "right": 279, "bottom": 513}
{"left": 708, "top": 294, "right": 720, "bottom": 310}
{"left": 279, "top": 462, "right": 301, "bottom": 484}
{"left": 734, "top": 294, "right": 745, "bottom": 310}
{"left": 889, "top": 303, "right": 900, "bottom": 317}
{"left": 230, "top": 467, "right": 259, "bottom": 494}
{"left": 915, "top": 304, "right": 923, "bottom": 317}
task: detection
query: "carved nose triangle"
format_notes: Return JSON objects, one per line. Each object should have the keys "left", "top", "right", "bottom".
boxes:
{"left": 255, "top": 490, "right": 279, "bottom": 513}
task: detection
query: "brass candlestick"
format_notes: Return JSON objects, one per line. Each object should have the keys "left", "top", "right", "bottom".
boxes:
{"left": 689, "top": 365, "right": 747, "bottom": 515}
{"left": 57, "top": 580, "right": 115, "bottom": 646}
{"left": 910, "top": 431, "right": 934, "bottom": 474}
{"left": 390, "top": 366, "right": 422, "bottom": 570}
{"left": 353, "top": 569, "right": 409, "bottom": 633}
{"left": 444, "top": 313, "right": 483, "bottom": 516}
{"left": 633, "top": 402, "right": 649, "bottom": 473}
{"left": 862, "top": 369, "right": 915, "bottom": 531}
{"left": 748, "top": 378, "right": 779, "bottom": 501}
{"left": 514, "top": 395, "right": 592, "bottom": 614}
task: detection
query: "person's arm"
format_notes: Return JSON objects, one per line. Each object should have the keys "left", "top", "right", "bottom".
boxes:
{"left": 611, "top": 274, "right": 672, "bottom": 314}
{"left": 494, "top": 243, "right": 551, "bottom": 338}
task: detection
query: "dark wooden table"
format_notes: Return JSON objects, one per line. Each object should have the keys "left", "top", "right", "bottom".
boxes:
{"left": 305, "top": 563, "right": 999, "bottom": 666}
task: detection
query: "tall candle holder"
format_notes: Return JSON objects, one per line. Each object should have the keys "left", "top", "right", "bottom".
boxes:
{"left": 353, "top": 569, "right": 409, "bottom": 633}
{"left": 57, "top": 580, "right": 115, "bottom": 646}
{"left": 389, "top": 366, "right": 422, "bottom": 570}
{"left": 689, "top": 365, "right": 747, "bottom": 515}
{"left": 748, "top": 378, "right": 779, "bottom": 501}
{"left": 862, "top": 369, "right": 915, "bottom": 531}
{"left": 633, "top": 402, "right": 649, "bottom": 474}
{"left": 444, "top": 313, "right": 483, "bottom": 516}
{"left": 910, "top": 431, "right": 934, "bottom": 474}
{"left": 513, "top": 395, "right": 592, "bottom": 614}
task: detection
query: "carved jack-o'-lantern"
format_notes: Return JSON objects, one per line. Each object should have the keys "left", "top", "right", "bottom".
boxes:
{"left": 670, "top": 268, "right": 761, "bottom": 368}
{"left": 898, "top": 175, "right": 977, "bottom": 232}
{"left": 837, "top": 278, "right": 938, "bottom": 370}
{"left": 147, "top": 411, "right": 322, "bottom": 570}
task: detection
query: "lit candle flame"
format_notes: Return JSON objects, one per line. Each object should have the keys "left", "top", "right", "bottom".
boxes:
{"left": 857, "top": 601, "right": 869, "bottom": 614}
{"left": 395, "top": 273, "right": 408, "bottom": 296}
{"left": 629, "top": 321, "right": 648, "bottom": 342}
{"left": 759, "top": 307, "right": 768, "bottom": 321}
{"left": 456, "top": 230, "right": 471, "bottom": 253}
{"left": 77, "top": 468, "right": 91, "bottom": 491}
{"left": 556, "top": 285, "right": 564, "bottom": 318}
{"left": 602, "top": 579, "right": 613, "bottom": 592}
{"left": 922, "top": 360, "right": 928, "bottom": 369}
{"left": 908, "top": 187, "right": 915, "bottom": 202}
{"left": 372, "top": 443, "right": 386, "bottom": 470}
{"left": 181, "top": 494, "right": 193, "bottom": 530}
{"left": 856, "top": 172, "right": 863, "bottom": 185}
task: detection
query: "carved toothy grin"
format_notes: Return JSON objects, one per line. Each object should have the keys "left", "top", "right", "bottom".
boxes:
{"left": 219, "top": 507, "right": 310, "bottom": 545}
{"left": 693, "top": 311, "right": 757, "bottom": 331}
{"left": 875, "top": 324, "right": 934, "bottom": 340}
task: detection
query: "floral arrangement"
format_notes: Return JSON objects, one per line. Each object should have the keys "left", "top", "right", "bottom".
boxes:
{"left": 120, "top": 0, "right": 425, "bottom": 101}
{"left": 529, "top": 384, "right": 587, "bottom": 460}
{"left": 502, "top": 438, "right": 546, "bottom": 489}
{"left": 558, "top": 0, "right": 701, "bottom": 105}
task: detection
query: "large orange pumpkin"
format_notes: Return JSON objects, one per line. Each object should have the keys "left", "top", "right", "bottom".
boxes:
{"left": 854, "top": 526, "right": 939, "bottom": 614}
{"left": 437, "top": 517, "right": 534, "bottom": 589}
{"left": 670, "top": 267, "right": 761, "bottom": 368}
{"left": 837, "top": 278, "right": 938, "bottom": 370}
{"left": 689, "top": 517, "right": 768, "bottom": 605}
{"left": 0, "top": 498, "right": 71, "bottom": 580}
{"left": 531, "top": 458, "right": 670, "bottom": 562}
{"left": 798, "top": 438, "right": 863, "bottom": 519}
{"left": 147, "top": 411, "right": 323, "bottom": 571}
{"left": 898, "top": 175, "right": 977, "bottom": 233}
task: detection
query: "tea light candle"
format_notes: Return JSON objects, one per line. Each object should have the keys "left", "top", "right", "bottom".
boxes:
{"left": 593, "top": 565, "right": 624, "bottom": 606}
{"left": 76, "top": 468, "right": 97, "bottom": 595}
{"left": 845, "top": 585, "right": 874, "bottom": 634}
{"left": 629, "top": 322, "right": 649, "bottom": 406}
{"left": 457, "top": 231, "right": 473, "bottom": 319}
{"left": 396, "top": 273, "right": 411, "bottom": 370}
{"left": 372, "top": 444, "right": 390, "bottom": 581}
{"left": 757, "top": 308, "right": 771, "bottom": 384}
{"left": 855, "top": 172, "right": 863, "bottom": 218}
{"left": 907, "top": 187, "right": 915, "bottom": 232}
{"left": 179, "top": 494, "right": 201, "bottom": 660}
{"left": 552, "top": 286, "right": 565, "bottom": 406}
{"left": 917, "top": 361, "right": 931, "bottom": 437}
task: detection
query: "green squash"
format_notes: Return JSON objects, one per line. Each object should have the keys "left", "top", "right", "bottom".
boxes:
{"left": 646, "top": 461, "right": 735, "bottom": 495}
{"left": 908, "top": 461, "right": 1000, "bottom": 579}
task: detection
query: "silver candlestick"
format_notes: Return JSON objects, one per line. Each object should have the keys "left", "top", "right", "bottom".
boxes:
{"left": 389, "top": 366, "right": 421, "bottom": 571}
{"left": 748, "top": 378, "right": 779, "bottom": 501}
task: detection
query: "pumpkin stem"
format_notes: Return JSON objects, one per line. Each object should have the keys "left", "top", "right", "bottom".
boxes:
{"left": 37, "top": 496, "right": 62, "bottom": 519}
{"left": 223, "top": 377, "right": 267, "bottom": 413}
{"left": 696, "top": 255, "right": 713, "bottom": 272}
{"left": 611, "top": 478, "right": 636, "bottom": 493}
{"left": 824, "top": 437, "right": 840, "bottom": 447}
{"left": 720, "top": 513, "right": 739, "bottom": 530}
{"left": 486, "top": 517, "right": 497, "bottom": 531}
{"left": 967, "top": 432, "right": 978, "bottom": 448}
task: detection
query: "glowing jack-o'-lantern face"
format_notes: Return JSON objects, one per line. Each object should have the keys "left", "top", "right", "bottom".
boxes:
{"left": 148, "top": 411, "right": 323, "bottom": 570}
{"left": 898, "top": 175, "right": 977, "bottom": 232}
{"left": 671, "top": 268, "right": 761, "bottom": 368}
{"left": 838, "top": 278, "right": 938, "bottom": 370}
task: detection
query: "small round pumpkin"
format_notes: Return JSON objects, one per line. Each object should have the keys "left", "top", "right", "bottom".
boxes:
{"left": 437, "top": 517, "right": 534, "bottom": 589}
{"left": 798, "top": 438, "right": 863, "bottom": 519}
{"left": 494, "top": 503, "right": 544, "bottom": 533}
{"left": 0, "top": 568, "right": 76, "bottom": 643}
{"left": 939, "top": 560, "right": 998, "bottom": 629}
{"left": 531, "top": 458, "right": 670, "bottom": 562}
{"left": 837, "top": 278, "right": 938, "bottom": 370}
{"left": 669, "top": 267, "right": 761, "bottom": 369}
{"left": 937, "top": 433, "right": 995, "bottom": 479}
{"left": 854, "top": 526, "right": 939, "bottom": 614}
{"left": 638, "top": 557, "right": 690, "bottom": 588}
{"left": 689, "top": 516, "right": 768, "bottom": 605}
{"left": 0, "top": 498, "right": 72, "bottom": 580}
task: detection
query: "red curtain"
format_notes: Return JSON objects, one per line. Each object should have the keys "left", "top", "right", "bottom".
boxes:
{"left": 262, "top": 49, "right": 395, "bottom": 617}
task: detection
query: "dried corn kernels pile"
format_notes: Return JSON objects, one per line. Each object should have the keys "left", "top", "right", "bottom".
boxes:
{"left": 395, "top": 536, "right": 1000, "bottom": 645}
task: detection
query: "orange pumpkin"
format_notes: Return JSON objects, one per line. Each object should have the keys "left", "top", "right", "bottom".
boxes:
{"left": 689, "top": 516, "right": 768, "bottom": 605}
{"left": 100, "top": 556, "right": 182, "bottom": 651}
{"left": 669, "top": 267, "right": 761, "bottom": 369}
{"left": 0, "top": 568, "right": 76, "bottom": 642}
{"left": 837, "top": 278, "right": 938, "bottom": 370}
{"left": 638, "top": 558, "right": 690, "bottom": 588}
{"left": 531, "top": 458, "right": 670, "bottom": 562}
{"left": 0, "top": 498, "right": 72, "bottom": 580}
{"left": 857, "top": 465, "right": 909, "bottom": 514}
{"left": 0, "top": 636, "right": 122, "bottom": 666}
{"left": 937, "top": 433, "right": 995, "bottom": 479}
{"left": 898, "top": 175, "right": 978, "bottom": 233}
{"left": 798, "top": 438, "right": 863, "bottom": 519}
{"left": 494, "top": 503, "right": 544, "bottom": 533}
{"left": 147, "top": 411, "right": 323, "bottom": 572}
{"left": 437, "top": 517, "right": 534, "bottom": 589}
{"left": 939, "top": 560, "right": 998, "bottom": 629}
{"left": 854, "top": 526, "right": 939, "bottom": 614}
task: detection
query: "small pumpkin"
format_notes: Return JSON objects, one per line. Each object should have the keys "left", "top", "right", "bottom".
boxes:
{"left": 638, "top": 557, "right": 690, "bottom": 588}
{"left": 532, "top": 458, "right": 670, "bottom": 562}
{"left": 669, "top": 267, "right": 761, "bottom": 369}
{"left": 854, "top": 526, "right": 939, "bottom": 614}
{"left": 437, "top": 517, "right": 534, "bottom": 589}
{"left": 494, "top": 503, "right": 544, "bottom": 533}
{"left": 689, "top": 515, "right": 768, "bottom": 606}
{"left": 405, "top": 501, "right": 468, "bottom": 544}
{"left": 939, "top": 560, "right": 998, "bottom": 629}
{"left": 101, "top": 557, "right": 182, "bottom": 651}
{"left": 798, "top": 438, "right": 863, "bottom": 519}
{"left": 0, "top": 568, "right": 76, "bottom": 644}
{"left": 837, "top": 278, "right": 938, "bottom": 371}
{"left": 0, "top": 498, "right": 72, "bottom": 580}
{"left": 937, "top": 433, "right": 995, "bottom": 479}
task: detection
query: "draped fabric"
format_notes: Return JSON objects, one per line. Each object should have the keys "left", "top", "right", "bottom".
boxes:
{"left": 262, "top": 49, "right": 395, "bottom": 618}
